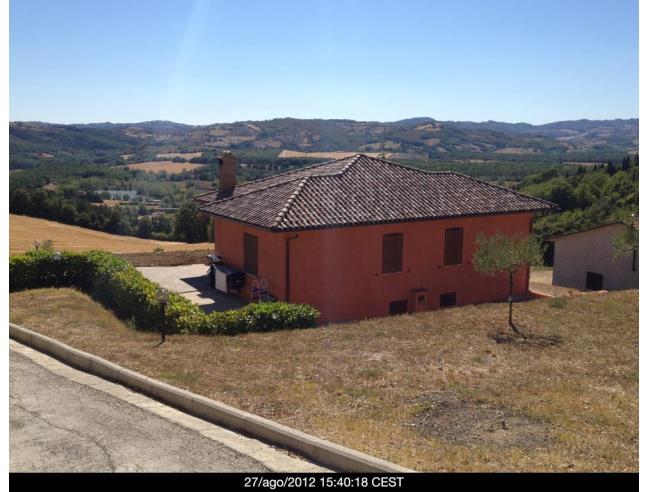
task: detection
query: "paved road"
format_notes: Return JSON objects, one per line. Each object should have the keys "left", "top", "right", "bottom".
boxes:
{"left": 9, "top": 343, "right": 323, "bottom": 472}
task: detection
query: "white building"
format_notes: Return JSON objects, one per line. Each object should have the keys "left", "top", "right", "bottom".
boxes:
{"left": 552, "top": 222, "right": 638, "bottom": 291}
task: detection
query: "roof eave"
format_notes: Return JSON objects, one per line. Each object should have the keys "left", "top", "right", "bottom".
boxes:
{"left": 201, "top": 206, "right": 556, "bottom": 233}
{"left": 549, "top": 221, "right": 626, "bottom": 241}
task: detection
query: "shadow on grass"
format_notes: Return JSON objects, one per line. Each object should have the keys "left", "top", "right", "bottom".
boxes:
{"left": 489, "top": 330, "right": 563, "bottom": 347}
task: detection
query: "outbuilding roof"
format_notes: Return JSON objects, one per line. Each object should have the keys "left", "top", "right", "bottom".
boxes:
{"left": 550, "top": 218, "right": 638, "bottom": 241}
{"left": 197, "top": 154, "right": 557, "bottom": 231}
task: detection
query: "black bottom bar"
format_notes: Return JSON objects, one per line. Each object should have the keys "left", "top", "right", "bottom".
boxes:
{"left": 9, "top": 472, "right": 639, "bottom": 492}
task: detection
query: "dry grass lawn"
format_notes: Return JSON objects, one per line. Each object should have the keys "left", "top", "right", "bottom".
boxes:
{"left": 10, "top": 214, "right": 211, "bottom": 254}
{"left": 9, "top": 288, "right": 637, "bottom": 472}
{"left": 117, "top": 249, "right": 212, "bottom": 267}
{"left": 120, "top": 161, "right": 205, "bottom": 174}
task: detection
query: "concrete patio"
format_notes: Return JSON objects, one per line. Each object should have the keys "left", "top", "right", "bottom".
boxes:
{"left": 137, "top": 264, "right": 247, "bottom": 313}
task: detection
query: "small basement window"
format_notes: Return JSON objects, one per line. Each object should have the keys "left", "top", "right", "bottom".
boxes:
{"left": 440, "top": 292, "right": 457, "bottom": 308}
{"left": 389, "top": 300, "right": 408, "bottom": 315}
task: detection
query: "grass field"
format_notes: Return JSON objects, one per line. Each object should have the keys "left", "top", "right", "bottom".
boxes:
{"left": 9, "top": 287, "right": 638, "bottom": 472}
{"left": 155, "top": 152, "right": 203, "bottom": 160}
{"left": 10, "top": 214, "right": 212, "bottom": 254}
{"left": 93, "top": 199, "right": 127, "bottom": 207}
{"left": 117, "top": 249, "right": 212, "bottom": 266}
{"left": 121, "top": 160, "right": 206, "bottom": 174}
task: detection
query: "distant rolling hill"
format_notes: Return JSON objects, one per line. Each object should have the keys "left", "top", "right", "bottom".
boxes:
{"left": 447, "top": 118, "right": 638, "bottom": 150}
{"left": 9, "top": 117, "right": 638, "bottom": 169}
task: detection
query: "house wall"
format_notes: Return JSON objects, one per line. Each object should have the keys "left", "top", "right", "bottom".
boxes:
{"left": 213, "top": 218, "right": 286, "bottom": 300}
{"left": 213, "top": 212, "right": 535, "bottom": 323}
{"left": 552, "top": 224, "right": 638, "bottom": 291}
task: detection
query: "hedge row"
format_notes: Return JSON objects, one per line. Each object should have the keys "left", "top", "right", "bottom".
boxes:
{"left": 9, "top": 250, "right": 320, "bottom": 335}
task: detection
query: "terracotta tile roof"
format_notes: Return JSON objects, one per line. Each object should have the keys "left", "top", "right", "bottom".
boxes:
{"left": 194, "top": 157, "right": 353, "bottom": 204}
{"left": 198, "top": 154, "right": 557, "bottom": 231}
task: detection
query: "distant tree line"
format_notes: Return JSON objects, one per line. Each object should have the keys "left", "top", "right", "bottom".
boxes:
{"left": 518, "top": 153, "right": 639, "bottom": 263}
{"left": 9, "top": 188, "right": 210, "bottom": 243}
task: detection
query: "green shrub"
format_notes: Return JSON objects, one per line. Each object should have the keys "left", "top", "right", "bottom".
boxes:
{"left": 9, "top": 250, "right": 320, "bottom": 336}
{"left": 241, "top": 302, "right": 320, "bottom": 331}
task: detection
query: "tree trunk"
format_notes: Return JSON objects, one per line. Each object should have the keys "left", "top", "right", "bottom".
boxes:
{"left": 508, "top": 271, "right": 522, "bottom": 335}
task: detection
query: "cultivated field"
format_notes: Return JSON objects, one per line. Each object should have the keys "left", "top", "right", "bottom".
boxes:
{"left": 121, "top": 161, "right": 205, "bottom": 174}
{"left": 155, "top": 152, "right": 203, "bottom": 160}
{"left": 278, "top": 150, "right": 392, "bottom": 159}
{"left": 9, "top": 288, "right": 638, "bottom": 472}
{"left": 93, "top": 199, "right": 127, "bottom": 207}
{"left": 10, "top": 214, "right": 211, "bottom": 254}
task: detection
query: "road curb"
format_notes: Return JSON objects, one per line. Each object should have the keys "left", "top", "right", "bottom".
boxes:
{"left": 9, "top": 323, "right": 412, "bottom": 473}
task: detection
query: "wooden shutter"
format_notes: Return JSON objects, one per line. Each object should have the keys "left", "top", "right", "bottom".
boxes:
{"left": 243, "top": 233, "right": 258, "bottom": 276}
{"left": 382, "top": 234, "right": 403, "bottom": 273}
{"left": 444, "top": 228, "right": 463, "bottom": 265}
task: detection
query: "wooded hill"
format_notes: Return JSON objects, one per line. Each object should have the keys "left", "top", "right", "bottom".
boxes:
{"left": 10, "top": 117, "right": 638, "bottom": 169}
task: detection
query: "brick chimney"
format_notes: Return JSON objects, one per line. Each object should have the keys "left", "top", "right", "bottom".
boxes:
{"left": 217, "top": 151, "right": 237, "bottom": 198}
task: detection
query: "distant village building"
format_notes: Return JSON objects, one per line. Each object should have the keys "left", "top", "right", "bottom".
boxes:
{"left": 196, "top": 152, "right": 556, "bottom": 323}
{"left": 551, "top": 223, "right": 638, "bottom": 291}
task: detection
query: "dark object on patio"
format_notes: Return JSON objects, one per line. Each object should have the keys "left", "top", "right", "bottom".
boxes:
{"left": 212, "top": 263, "right": 246, "bottom": 293}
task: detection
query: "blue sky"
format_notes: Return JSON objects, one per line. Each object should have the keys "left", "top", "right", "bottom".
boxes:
{"left": 10, "top": 0, "right": 638, "bottom": 124}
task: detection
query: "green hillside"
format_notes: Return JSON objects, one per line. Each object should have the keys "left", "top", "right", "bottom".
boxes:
{"left": 9, "top": 117, "right": 638, "bottom": 169}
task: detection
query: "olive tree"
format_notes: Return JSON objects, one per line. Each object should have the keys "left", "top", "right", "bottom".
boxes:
{"left": 472, "top": 232, "right": 544, "bottom": 335}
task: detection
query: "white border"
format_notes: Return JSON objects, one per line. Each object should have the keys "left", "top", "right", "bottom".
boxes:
{"left": 2, "top": 0, "right": 10, "bottom": 483}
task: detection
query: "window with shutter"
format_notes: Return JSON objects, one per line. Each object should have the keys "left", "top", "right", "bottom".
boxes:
{"left": 243, "top": 233, "right": 258, "bottom": 276}
{"left": 444, "top": 228, "right": 463, "bottom": 265}
{"left": 382, "top": 234, "right": 403, "bottom": 273}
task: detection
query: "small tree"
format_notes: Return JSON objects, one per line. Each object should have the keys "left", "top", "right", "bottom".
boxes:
{"left": 173, "top": 202, "right": 209, "bottom": 243}
{"left": 622, "top": 155, "right": 631, "bottom": 171}
{"left": 473, "top": 233, "right": 544, "bottom": 335}
{"left": 137, "top": 216, "right": 153, "bottom": 239}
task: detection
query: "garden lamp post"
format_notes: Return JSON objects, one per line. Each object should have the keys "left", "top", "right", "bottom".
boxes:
{"left": 53, "top": 251, "right": 62, "bottom": 288}
{"left": 156, "top": 287, "right": 170, "bottom": 346}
